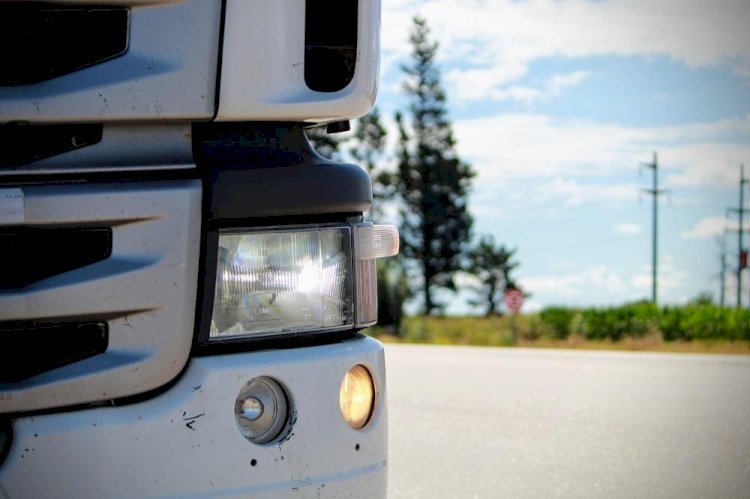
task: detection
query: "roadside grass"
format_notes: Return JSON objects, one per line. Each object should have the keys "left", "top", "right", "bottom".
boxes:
{"left": 369, "top": 315, "right": 750, "bottom": 355}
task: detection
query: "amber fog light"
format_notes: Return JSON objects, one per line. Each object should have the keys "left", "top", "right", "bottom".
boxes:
{"left": 339, "top": 365, "right": 375, "bottom": 430}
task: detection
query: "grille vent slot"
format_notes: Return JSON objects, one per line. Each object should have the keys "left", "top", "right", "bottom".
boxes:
{"left": 304, "top": 0, "right": 358, "bottom": 92}
{"left": 0, "top": 3, "right": 129, "bottom": 86}
{"left": 0, "top": 321, "right": 108, "bottom": 383}
{"left": 0, "top": 226, "right": 112, "bottom": 289}
{"left": 0, "top": 123, "right": 104, "bottom": 168}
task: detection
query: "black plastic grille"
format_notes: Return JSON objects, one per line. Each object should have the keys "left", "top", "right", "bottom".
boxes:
{"left": 0, "top": 3, "right": 129, "bottom": 86}
{"left": 0, "top": 226, "right": 112, "bottom": 289}
{"left": 305, "top": 0, "right": 358, "bottom": 92}
{"left": 0, "top": 321, "right": 108, "bottom": 383}
{"left": 0, "top": 123, "right": 103, "bottom": 168}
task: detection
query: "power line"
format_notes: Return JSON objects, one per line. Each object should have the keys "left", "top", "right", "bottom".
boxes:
{"left": 640, "top": 152, "right": 669, "bottom": 305}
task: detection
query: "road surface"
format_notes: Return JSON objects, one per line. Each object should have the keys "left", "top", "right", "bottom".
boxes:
{"left": 385, "top": 344, "right": 750, "bottom": 498}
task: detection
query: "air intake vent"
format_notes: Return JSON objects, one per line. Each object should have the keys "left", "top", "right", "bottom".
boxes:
{"left": 305, "top": 0, "right": 358, "bottom": 92}
{"left": 0, "top": 124, "right": 103, "bottom": 168}
{"left": 0, "top": 321, "right": 108, "bottom": 383}
{"left": 0, "top": 3, "right": 129, "bottom": 86}
{"left": 0, "top": 227, "right": 112, "bottom": 289}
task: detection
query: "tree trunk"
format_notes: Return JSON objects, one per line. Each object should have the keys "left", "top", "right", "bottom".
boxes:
{"left": 485, "top": 277, "right": 498, "bottom": 316}
{"left": 424, "top": 280, "right": 434, "bottom": 315}
{"left": 485, "top": 292, "right": 496, "bottom": 317}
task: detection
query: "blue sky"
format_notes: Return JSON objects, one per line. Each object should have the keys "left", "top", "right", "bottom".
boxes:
{"left": 367, "top": 0, "right": 750, "bottom": 313}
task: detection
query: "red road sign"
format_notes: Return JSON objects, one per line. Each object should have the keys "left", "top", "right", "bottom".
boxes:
{"left": 504, "top": 289, "right": 524, "bottom": 314}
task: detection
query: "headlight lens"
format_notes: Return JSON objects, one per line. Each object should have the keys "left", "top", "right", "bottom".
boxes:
{"left": 211, "top": 227, "right": 354, "bottom": 340}
{"left": 209, "top": 223, "right": 398, "bottom": 342}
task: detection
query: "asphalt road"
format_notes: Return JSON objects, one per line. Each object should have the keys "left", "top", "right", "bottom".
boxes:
{"left": 385, "top": 344, "right": 750, "bottom": 499}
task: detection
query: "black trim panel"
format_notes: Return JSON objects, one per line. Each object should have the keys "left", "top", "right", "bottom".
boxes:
{"left": 193, "top": 122, "right": 372, "bottom": 220}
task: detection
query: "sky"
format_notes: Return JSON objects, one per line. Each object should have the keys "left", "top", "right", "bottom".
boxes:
{"left": 361, "top": 0, "right": 750, "bottom": 314}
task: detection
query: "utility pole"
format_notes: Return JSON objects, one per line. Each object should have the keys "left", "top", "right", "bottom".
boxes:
{"left": 641, "top": 152, "right": 669, "bottom": 304}
{"left": 717, "top": 234, "right": 728, "bottom": 308}
{"left": 727, "top": 164, "right": 748, "bottom": 308}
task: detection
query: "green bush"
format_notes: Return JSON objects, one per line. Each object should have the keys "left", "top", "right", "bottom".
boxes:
{"left": 658, "top": 307, "right": 686, "bottom": 341}
{"left": 581, "top": 309, "right": 615, "bottom": 340}
{"left": 539, "top": 307, "right": 575, "bottom": 339}
{"left": 658, "top": 305, "right": 750, "bottom": 342}
{"left": 727, "top": 309, "right": 750, "bottom": 341}
{"left": 578, "top": 303, "right": 658, "bottom": 341}
{"left": 388, "top": 304, "right": 749, "bottom": 347}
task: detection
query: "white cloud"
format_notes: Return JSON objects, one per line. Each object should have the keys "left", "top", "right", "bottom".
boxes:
{"left": 453, "top": 114, "right": 634, "bottom": 181}
{"left": 494, "top": 71, "right": 592, "bottom": 104}
{"left": 373, "top": 109, "right": 748, "bottom": 209}
{"left": 520, "top": 265, "right": 632, "bottom": 300}
{"left": 664, "top": 144, "right": 749, "bottom": 188}
{"left": 681, "top": 216, "right": 738, "bottom": 239}
{"left": 447, "top": 69, "right": 592, "bottom": 103}
{"left": 444, "top": 67, "right": 525, "bottom": 102}
{"left": 490, "top": 85, "right": 543, "bottom": 104}
{"left": 628, "top": 257, "right": 691, "bottom": 297}
{"left": 451, "top": 113, "right": 750, "bottom": 192}
{"left": 382, "top": 0, "right": 750, "bottom": 96}
{"left": 615, "top": 223, "right": 643, "bottom": 235}
{"left": 547, "top": 72, "right": 591, "bottom": 90}
{"left": 518, "top": 257, "right": 690, "bottom": 306}
{"left": 528, "top": 178, "right": 638, "bottom": 207}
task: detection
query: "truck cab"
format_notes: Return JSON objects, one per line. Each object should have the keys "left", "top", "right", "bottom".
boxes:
{"left": 0, "top": 1, "right": 393, "bottom": 497}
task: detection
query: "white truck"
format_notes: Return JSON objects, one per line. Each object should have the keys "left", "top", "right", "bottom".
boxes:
{"left": 0, "top": 1, "right": 395, "bottom": 497}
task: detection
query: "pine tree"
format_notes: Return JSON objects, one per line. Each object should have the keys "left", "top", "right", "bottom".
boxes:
{"left": 350, "top": 109, "right": 411, "bottom": 333}
{"left": 349, "top": 107, "right": 389, "bottom": 219}
{"left": 395, "top": 16, "right": 474, "bottom": 314}
{"left": 350, "top": 107, "right": 387, "bottom": 174}
{"left": 468, "top": 235, "right": 518, "bottom": 316}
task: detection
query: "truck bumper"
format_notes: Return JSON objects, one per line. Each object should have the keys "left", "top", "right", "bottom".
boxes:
{"left": 0, "top": 335, "right": 387, "bottom": 498}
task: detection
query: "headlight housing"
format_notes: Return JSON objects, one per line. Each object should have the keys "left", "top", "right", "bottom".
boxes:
{"left": 207, "top": 223, "right": 398, "bottom": 343}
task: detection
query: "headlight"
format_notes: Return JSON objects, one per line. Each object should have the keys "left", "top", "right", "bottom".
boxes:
{"left": 208, "top": 223, "right": 398, "bottom": 342}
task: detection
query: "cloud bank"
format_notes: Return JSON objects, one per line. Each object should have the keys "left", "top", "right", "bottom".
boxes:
{"left": 383, "top": 0, "right": 750, "bottom": 101}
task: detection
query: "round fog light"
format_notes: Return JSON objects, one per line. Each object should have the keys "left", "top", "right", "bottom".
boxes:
{"left": 235, "top": 377, "right": 288, "bottom": 444}
{"left": 339, "top": 365, "right": 375, "bottom": 430}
